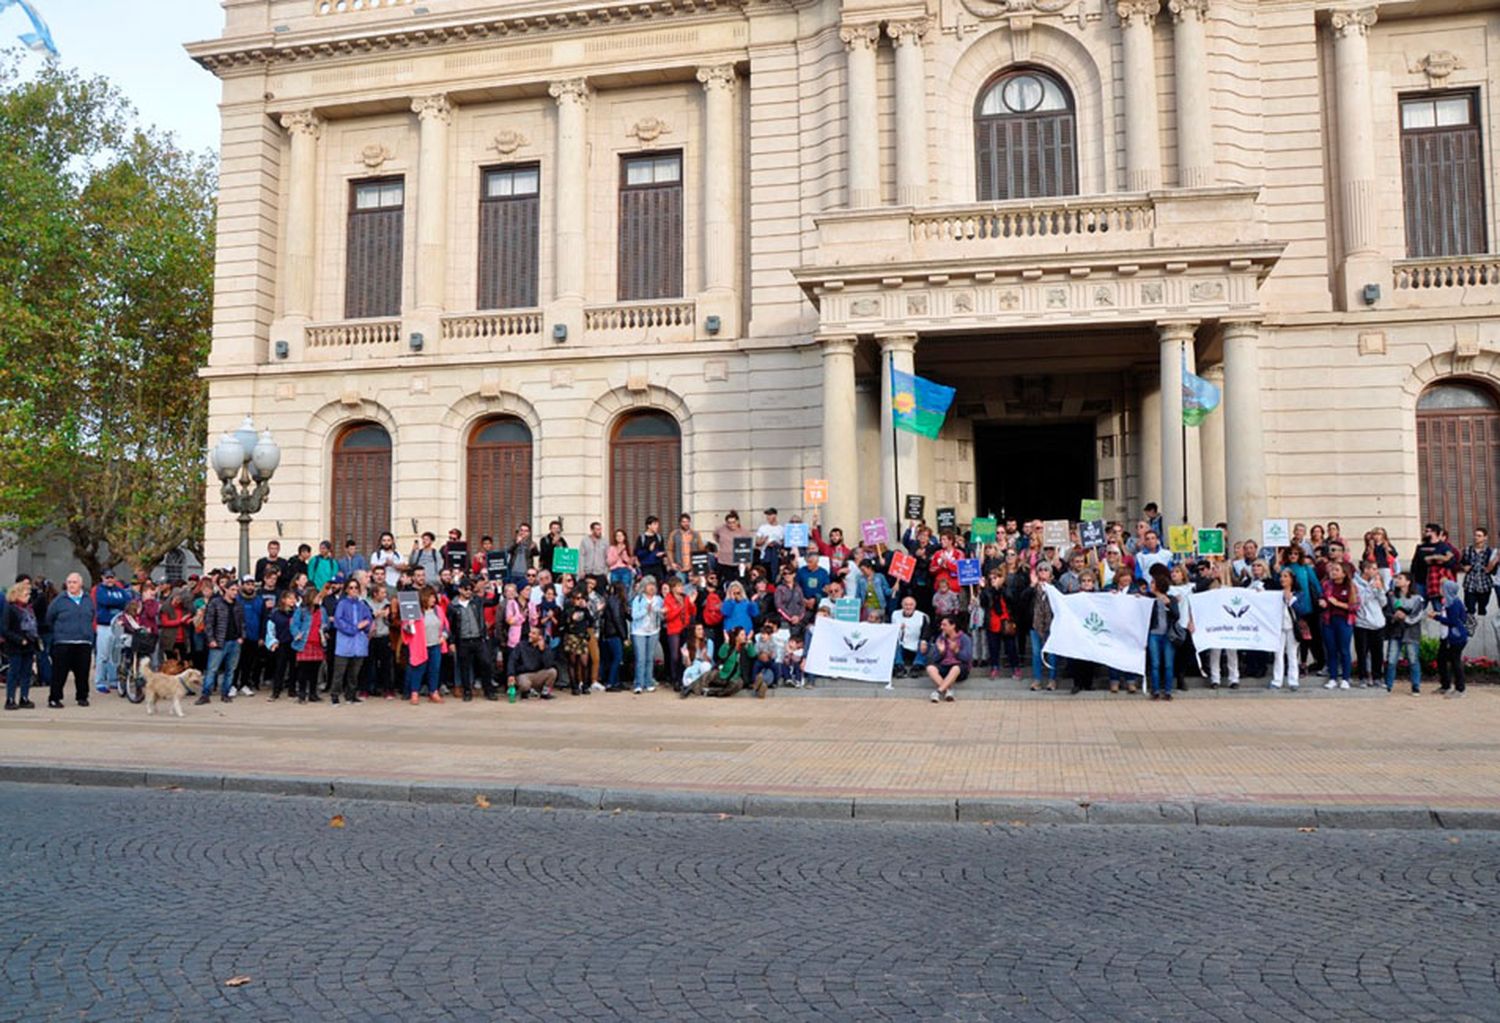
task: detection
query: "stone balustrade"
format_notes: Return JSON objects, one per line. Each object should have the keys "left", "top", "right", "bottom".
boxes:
{"left": 584, "top": 299, "right": 697, "bottom": 343}
{"left": 315, "top": 0, "right": 415, "bottom": 15}
{"left": 440, "top": 310, "right": 544, "bottom": 345}
{"left": 303, "top": 318, "right": 403, "bottom": 360}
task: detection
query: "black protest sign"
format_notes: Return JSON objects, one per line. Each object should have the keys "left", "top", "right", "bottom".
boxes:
{"left": 732, "top": 536, "right": 753, "bottom": 565}
{"left": 936, "top": 507, "right": 957, "bottom": 534}
{"left": 905, "top": 494, "right": 925, "bottom": 521}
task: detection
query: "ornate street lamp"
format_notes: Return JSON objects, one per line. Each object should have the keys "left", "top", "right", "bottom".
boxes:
{"left": 212, "top": 416, "right": 281, "bottom": 579}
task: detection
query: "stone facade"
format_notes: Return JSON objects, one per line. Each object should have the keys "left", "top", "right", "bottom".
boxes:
{"left": 191, "top": 0, "right": 1500, "bottom": 563}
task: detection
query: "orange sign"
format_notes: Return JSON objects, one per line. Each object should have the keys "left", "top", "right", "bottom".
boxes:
{"left": 803, "top": 478, "right": 829, "bottom": 505}
{"left": 889, "top": 550, "right": 916, "bottom": 582}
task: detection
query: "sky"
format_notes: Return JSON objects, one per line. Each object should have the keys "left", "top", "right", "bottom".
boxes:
{"left": 3, "top": 0, "right": 226, "bottom": 154}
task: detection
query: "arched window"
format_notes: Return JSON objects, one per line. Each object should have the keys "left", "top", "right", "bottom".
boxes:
{"left": 610, "top": 411, "right": 681, "bottom": 537}
{"left": 467, "top": 417, "right": 533, "bottom": 546}
{"left": 331, "top": 423, "right": 392, "bottom": 554}
{"left": 1417, "top": 380, "right": 1500, "bottom": 541}
{"left": 975, "top": 68, "right": 1077, "bottom": 202}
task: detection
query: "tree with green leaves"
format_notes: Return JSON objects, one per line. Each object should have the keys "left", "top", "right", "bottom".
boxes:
{"left": 0, "top": 57, "right": 216, "bottom": 582}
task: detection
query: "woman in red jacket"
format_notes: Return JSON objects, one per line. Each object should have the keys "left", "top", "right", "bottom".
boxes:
{"left": 662, "top": 577, "right": 696, "bottom": 691}
{"left": 157, "top": 590, "right": 193, "bottom": 665}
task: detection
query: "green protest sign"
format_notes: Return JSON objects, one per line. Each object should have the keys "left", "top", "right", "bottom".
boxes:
{"left": 971, "top": 517, "right": 998, "bottom": 543}
{"left": 1196, "top": 528, "right": 1225, "bottom": 557}
{"left": 551, "top": 547, "right": 580, "bottom": 574}
{"left": 1079, "top": 499, "right": 1104, "bottom": 522}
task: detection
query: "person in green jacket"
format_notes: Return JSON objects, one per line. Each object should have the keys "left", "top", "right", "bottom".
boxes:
{"left": 307, "top": 540, "right": 339, "bottom": 591}
{"left": 690, "top": 627, "right": 763, "bottom": 698}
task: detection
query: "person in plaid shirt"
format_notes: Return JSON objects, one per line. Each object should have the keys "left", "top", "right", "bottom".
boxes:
{"left": 1411, "top": 523, "right": 1458, "bottom": 604}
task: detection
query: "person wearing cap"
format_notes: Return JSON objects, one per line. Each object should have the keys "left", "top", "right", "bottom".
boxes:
{"left": 91, "top": 570, "right": 134, "bottom": 695}
{"left": 307, "top": 541, "right": 339, "bottom": 592}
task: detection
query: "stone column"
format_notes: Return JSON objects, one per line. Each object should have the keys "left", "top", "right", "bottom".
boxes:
{"left": 1198, "top": 362, "right": 1227, "bottom": 526}
{"left": 1117, "top": 1, "right": 1163, "bottom": 192}
{"left": 548, "top": 78, "right": 590, "bottom": 341}
{"left": 841, "top": 23, "right": 881, "bottom": 208}
{"left": 887, "top": 19, "right": 930, "bottom": 206}
{"left": 697, "top": 65, "right": 739, "bottom": 337}
{"left": 877, "top": 333, "right": 919, "bottom": 528}
{"left": 1138, "top": 376, "right": 1162, "bottom": 515}
{"left": 411, "top": 94, "right": 453, "bottom": 324}
{"left": 279, "top": 110, "right": 322, "bottom": 326}
{"left": 1222, "top": 321, "right": 1267, "bottom": 547}
{"left": 1330, "top": 8, "right": 1384, "bottom": 308}
{"left": 1169, "top": 0, "right": 1214, "bottom": 188}
{"left": 819, "top": 335, "right": 860, "bottom": 538}
{"left": 1157, "top": 321, "right": 1198, "bottom": 529}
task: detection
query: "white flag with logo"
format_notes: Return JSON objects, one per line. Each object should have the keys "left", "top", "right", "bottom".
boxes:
{"left": 805, "top": 618, "right": 901, "bottom": 683}
{"left": 1043, "top": 588, "right": 1154, "bottom": 675}
{"left": 1187, "top": 589, "right": 1284, "bottom": 652}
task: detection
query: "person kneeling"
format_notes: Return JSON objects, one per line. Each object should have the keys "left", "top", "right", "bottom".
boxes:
{"left": 506, "top": 627, "right": 558, "bottom": 700}
{"left": 925, "top": 616, "right": 971, "bottom": 703}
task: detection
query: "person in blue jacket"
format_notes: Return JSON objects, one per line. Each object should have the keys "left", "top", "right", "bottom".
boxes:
{"left": 1429, "top": 578, "right": 1470, "bottom": 697}
{"left": 90, "top": 571, "right": 134, "bottom": 694}
{"left": 45, "top": 573, "right": 96, "bottom": 707}
{"left": 237, "top": 577, "right": 267, "bottom": 696}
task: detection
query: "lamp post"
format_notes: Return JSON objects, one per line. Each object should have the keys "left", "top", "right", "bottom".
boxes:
{"left": 211, "top": 416, "right": 281, "bottom": 580}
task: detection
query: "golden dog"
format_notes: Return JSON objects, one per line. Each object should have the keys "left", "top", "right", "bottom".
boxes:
{"left": 143, "top": 668, "right": 203, "bottom": 718}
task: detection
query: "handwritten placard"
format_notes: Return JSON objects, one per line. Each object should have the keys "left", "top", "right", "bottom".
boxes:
{"left": 1042, "top": 520, "right": 1070, "bottom": 548}
{"left": 784, "top": 523, "right": 810, "bottom": 550}
{"left": 889, "top": 550, "right": 916, "bottom": 582}
{"left": 861, "top": 518, "right": 889, "bottom": 546}
{"left": 803, "top": 479, "right": 828, "bottom": 505}
{"left": 1168, "top": 525, "right": 1197, "bottom": 554}
{"left": 957, "top": 558, "right": 982, "bottom": 586}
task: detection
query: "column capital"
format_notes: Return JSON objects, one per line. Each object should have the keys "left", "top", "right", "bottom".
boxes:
{"left": 1330, "top": 7, "right": 1377, "bottom": 38}
{"left": 817, "top": 333, "right": 859, "bottom": 357}
{"left": 1167, "top": 0, "right": 1208, "bottom": 23}
{"left": 839, "top": 22, "right": 881, "bottom": 51}
{"left": 411, "top": 94, "right": 453, "bottom": 124}
{"left": 1157, "top": 320, "right": 1199, "bottom": 343}
{"left": 548, "top": 78, "right": 591, "bottom": 106}
{"left": 885, "top": 18, "right": 930, "bottom": 45}
{"left": 1221, "top": 318, "right": 1262, "bottom": 340}
{"left": 1116, "top": 0, "right": 1160, "bottom": 27}
{"left": 279, "top": 110, "right": 322, "bottom": 138}
{"left": 695, "top": 64, "right": 738, "bottom": 91}
{"left": 875, "top": 331, "right": 918, "bottom": 354}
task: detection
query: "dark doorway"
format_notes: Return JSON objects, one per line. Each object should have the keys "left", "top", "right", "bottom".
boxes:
{"left": 974, "top": 421, "right": 1096, "bottom": 522}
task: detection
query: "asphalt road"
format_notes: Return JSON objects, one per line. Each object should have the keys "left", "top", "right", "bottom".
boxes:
{"left": 2, "top": 784, "right": 1498, "bottom": 1022}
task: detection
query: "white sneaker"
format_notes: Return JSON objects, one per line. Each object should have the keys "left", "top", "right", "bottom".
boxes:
{"left": 943, "top": 691, "right": 955, "bottom": 702}
{"left": 590, "top": 682, "right": 605, "bottom": 693}
{"left": 930, "top": 691, "right": 941, "bottom": 703}
{"left": 1338, "top": 680, "right": 1350, "bottom": 690}
{"left": 1323, "top": 679, "right": 1337, "bottom": 690}
{"left": 1270, "top": 681, "right": 1282, "bottom": 689}
{"left": 644, "top": 684, "right": 657, "bottom": 693}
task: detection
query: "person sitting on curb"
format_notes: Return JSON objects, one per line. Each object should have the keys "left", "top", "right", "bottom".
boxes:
{"left": 506, "top": 626, "right": 558, "bottom": 700}
{"left": 925, "top": 615, "right": 972, "bottom": 703}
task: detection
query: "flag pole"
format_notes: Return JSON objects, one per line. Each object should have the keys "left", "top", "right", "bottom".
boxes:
{"left": 890, "top": 351, "right": 901, "bottom": 534}
{"left": 1179, "top": 338, "right": 1189, "bottom": 525}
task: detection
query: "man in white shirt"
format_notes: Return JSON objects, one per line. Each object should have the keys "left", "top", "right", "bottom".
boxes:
{"left": 890, "top": 595, "right": 929, "bottom": 678}
{"left": 370, "top": 531, "right": 405, "bottom": 590}
{"left": 1133, "top": 530, "right": 1174, "bottom": 582}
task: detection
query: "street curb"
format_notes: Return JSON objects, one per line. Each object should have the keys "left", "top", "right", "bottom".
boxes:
{"left": 3, "top": 763, "right": 1499, "bottom": 832}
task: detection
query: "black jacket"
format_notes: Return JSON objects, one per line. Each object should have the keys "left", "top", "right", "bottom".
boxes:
{"left": 507, "top": 641, "right": 555, "bottom": 678}
{"left": 598, "top": 595, "right": 629, "bottom": 640}
{"left": 2, "top": 601, "right": 38, "bottom": 656}
{"left": 203, "top": 595, "right": 245, "bottom": 646}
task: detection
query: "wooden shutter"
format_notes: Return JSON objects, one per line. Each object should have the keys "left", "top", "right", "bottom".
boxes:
{"left": 609, "top": 415, "right": 681, "bottom": 537}
{"left": 466, "top": 419, "right": 533, "bottom": 544}
{"left": 975, "top": 112, "right": 1076, "bottom": 202}
{"left": 477, "top": 166, "right": 540, "bottom": 310}
{"left": 331, "top": 426, "right": 392, "bottom": 554}
{"left": 618, "top": 154, "right": 683, "bottom": 301}
{"left": 1418, "top": 406, "right": 1500, "bottom": 542}
{"left": 1401, "top": 93, "right": 1486, "bottom": 258}
{"left": 345, "top": 178, "right": 405, "bottom": 319}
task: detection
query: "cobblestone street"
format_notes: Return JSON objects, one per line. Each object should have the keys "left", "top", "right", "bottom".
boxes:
{"left": 4, "top": 783, "right": 1498, "bottom": 1022}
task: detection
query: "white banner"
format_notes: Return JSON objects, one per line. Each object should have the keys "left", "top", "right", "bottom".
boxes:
{"left": 1187, "top": 589, "right": 1284, "bottom": 652}
{"left": 1043, "top": 589, "right": 1154, "bottom": 675}
{"left": 806, "top": 619, "right": 900, "bottom": 683}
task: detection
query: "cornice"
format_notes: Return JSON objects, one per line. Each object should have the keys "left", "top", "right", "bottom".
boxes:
{"left": 188, "top": 0, "right": 787, "bottom": 75}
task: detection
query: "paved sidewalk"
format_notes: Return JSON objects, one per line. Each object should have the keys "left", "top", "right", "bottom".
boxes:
{"left": 3, "top": 683, "right": 1498, "bottom": 811}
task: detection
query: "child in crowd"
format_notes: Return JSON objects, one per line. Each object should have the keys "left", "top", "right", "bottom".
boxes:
{"left": 783, "top": 632, "right": 806, "bottom": 688}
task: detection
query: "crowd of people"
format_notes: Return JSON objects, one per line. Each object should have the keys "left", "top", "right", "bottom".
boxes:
{"left": 2, "top": 506, "right": 1491, "bottom": 711}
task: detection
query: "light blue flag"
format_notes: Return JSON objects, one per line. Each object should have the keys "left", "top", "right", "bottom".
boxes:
{"left": 891, "top": 367, "right": 956, "bottom": 439}
{"left": 0, "top": 0, "right": 58, "bottom": 57}
{"left": 1181, "top": 349, "right": 1220, "bottom": 427}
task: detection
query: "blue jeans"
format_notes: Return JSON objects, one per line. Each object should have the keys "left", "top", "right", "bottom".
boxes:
{"left": 609, "top": 568, "right": 634, "bottom": 590}
{"left": 405, "top": 646, "right": 441, "bottom": 696}
{"left": 7, "top": 651, "right": 34, "bottom": 702}
{"left": 203, "top": 642, "right": 241, "bottom": 696}
{"left": 1147, "top": 634, "right": 1174, "bottom": 694}
{"left": 1029, "top": 629, "right": 1056, "bottom": 681}
{"left": 95, "top": 625, "right": 117, "bottom": 690}
{"left": 600, "top": 637, "right": 624, "bottom": 688}
{"left": 1384, "top": 638, "right": 1421, "bottom": 692}
{"left": 632, "top": 633, "right": 660, "bottom": 690}
{"left": 1322, "top": 619, "right": 1353, "bottom": 681}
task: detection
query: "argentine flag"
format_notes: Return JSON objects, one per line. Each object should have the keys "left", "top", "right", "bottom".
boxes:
{"left": 1, "top": 0, "right": 58, "bottom": 58}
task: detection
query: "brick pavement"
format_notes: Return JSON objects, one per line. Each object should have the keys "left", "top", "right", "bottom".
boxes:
{"left": 4, "top": 683, "right": 1498, "bottom": 808}
{"left": 5, "top": 784, "right": 1500, "bottom": 1022}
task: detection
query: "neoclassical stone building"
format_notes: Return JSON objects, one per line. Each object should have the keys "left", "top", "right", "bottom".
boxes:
{"left": 191, "top": 0, "right": 1500, "bottom": 563}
